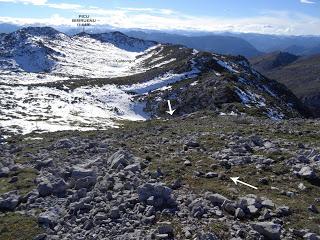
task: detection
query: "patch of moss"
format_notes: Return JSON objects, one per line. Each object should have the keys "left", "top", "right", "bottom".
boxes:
{"left": 0, "top": 212, "right": 43, "bottom": 240}
{"left": 198, "top": 134, "right": 226, "bottom": 152}
{"left": 171, "top": 77, "right": 196, "bottom": 90}
{"left": 207, "top": 221, "right": 230, "bottom": 239}
{"left": 244, "top": 106, "right": 267, "bottom": 118}
{"left": 254, "top": 149, "right": 294, "bottom": 162}
{"left": 0, "top": 168, "right": 38, "bottom": 195}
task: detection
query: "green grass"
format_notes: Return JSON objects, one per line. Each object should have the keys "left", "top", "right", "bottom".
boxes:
{"left": 0, "top": 168, "right": 38, "bottom": 195}
{"left": 207, "top": 221, "right": 230, "bottom": 239}
{"left": 253, "top": 149, "right": 294, "bottom": 162}
{"left": 0, "top": 213, "right": 43, "bottom": 240}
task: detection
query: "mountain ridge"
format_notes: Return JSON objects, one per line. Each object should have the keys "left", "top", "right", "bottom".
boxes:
{"left": 2, "top": 24, "right": 320, "bottom": 56}
{"left": 0, "top": 26, "right": 311, "bottom": 136}
{"left": 249, "top": 51, "right": 300, "bottom": 72}
{"left": 250, "top": 52, "right": 320, "bottom": 117}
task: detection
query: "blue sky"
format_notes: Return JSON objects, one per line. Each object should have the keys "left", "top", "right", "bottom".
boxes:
{"left": 0, "top": 0, "right": 319, "bottom": 35}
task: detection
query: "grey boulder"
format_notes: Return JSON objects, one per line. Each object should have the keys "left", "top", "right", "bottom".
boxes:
{"left": 138, "top": 183, "right": 176, "bottom": 209}
{"left": 252, "top": 222, "right": 281, "bottom": 240}
{"left": 52, "top": 179, "right": 68, "bottom": 195}
{"left": 0, "top": 191, "right": 20, "bottom": 211}
{"left": 71, "top": 167, "right": 97, "bottom": 190}
{"left": 38, "top": 207, "right": 61, "bottom": 228}
{"left": 205, "top": 192, "right": 231, "bottom": 206}
{"left": 298, "top": 166, "right": 317, "bottom": 180}
{"left": 108, "top": 150, "right": 133, "bottom": 170}
{"left": 54, "top": 138, "right": 74, "bottom": 149}
{"left": 158, "top": 222, "right": 174, "bottom": 235}
{"left": 37, "top": 180, "right": 53, "bottom": 197}
{"left": 0, "top": 167, "right": 10, "bottom": 177}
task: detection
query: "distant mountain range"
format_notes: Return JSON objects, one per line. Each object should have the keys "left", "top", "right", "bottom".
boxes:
{"left": 0, "top": 23, "right": 21, "bottom": 33}
{"left": 125, "top": 31, "right": 320, "bottom": 57}
{"left": 250, "top": 52, "right": 320, "bottom": 117}
{"left": 124, "top": 31, "right": 262, "bottom": 58}
{"left": 2, "top": 23, "right": 320, "bottom": 57}
{"left": 227, "top": 32, "right": 320, "bottom": 56}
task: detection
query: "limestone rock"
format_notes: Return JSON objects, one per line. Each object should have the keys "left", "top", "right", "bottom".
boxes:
{"left": 252, "top": 222, "right": 281, "bottom": 240}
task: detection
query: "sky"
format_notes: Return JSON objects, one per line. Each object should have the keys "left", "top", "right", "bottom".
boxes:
{"left": 0, "top": 0, "right": 319, "bottom": 35}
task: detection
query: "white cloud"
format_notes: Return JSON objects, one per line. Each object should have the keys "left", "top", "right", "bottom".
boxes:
{"left": 118, "top": 7, "right": 176, "bottom": 15}
{"left": 0, "top": 15, "right": 66, "bottom": 26}
{"left": 300, "top": 0, "right": 316, "bottom": 4}
{"left": 0, "top": 0, "right": 46, "bottom": 4}
{"left": 0, "top": 0, "right": 82, "bottom": 9}
{"left": 45, "top": 3, "right": 82, "bottom": 10}
{"left": 77, "top": 8, "right": 320, "bottom": 35}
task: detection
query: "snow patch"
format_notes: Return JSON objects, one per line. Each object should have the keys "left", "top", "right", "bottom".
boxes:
{"left": 266, "top": 108, "right": 284, "bottom": 120}
{"left": 190, "top": 81, "right": 198, "bottom": 86}
{"left": 152, "top": 58, "right": 176, "bottom": 68}
{"left": 217, "top": 60, "right": 240, "bottom": 73}
{"left": 0, "top": 84, "right": 149, "bottom": 135}
{"left": 0, "top": 59, "right": 200, "bottom": 135}
{"left": 235, "top": 87, "right": 266, "bottom": 107}
{"left": 122, "top": 61, "right": 200, "bottom": 94}
{"left": 263, "top": 85, "right": 278, "bottom": 98}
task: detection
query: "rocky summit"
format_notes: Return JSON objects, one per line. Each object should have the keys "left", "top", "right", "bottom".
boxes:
{"left": 0, "top": 27, "right": 319, "bottom": 240}
{"left": 0, "top": 112, "right": 320, "bottom": 239}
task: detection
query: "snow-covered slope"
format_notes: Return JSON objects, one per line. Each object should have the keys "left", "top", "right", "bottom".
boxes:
{"left": 0, "top": 27, "right": 308, "bottom": 136}
{"left": 0, "top": 27, "right": 161, "bottom": 84}
{"left": 0, "top": 27, "right": 201, "bottom": 135}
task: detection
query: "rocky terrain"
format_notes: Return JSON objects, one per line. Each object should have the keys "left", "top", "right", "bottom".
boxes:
{"left": 0, "top": 112, "right": 320, "bottom": 240}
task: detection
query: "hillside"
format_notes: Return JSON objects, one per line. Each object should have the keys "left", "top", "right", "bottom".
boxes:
{"left": 0, "top": 26, "right": 319, "bottom": 240}
{"left": 250, "top": 52, "right": 320, "bottom": 117}
{"left": 0, "top": 27, "right": 309, "bottom": 137}
{"left": 249, "top": 51, "right": 300, "bottom": 72}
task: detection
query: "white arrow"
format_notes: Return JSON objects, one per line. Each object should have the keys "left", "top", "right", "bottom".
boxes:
{"left": 166, "top": 100, "right": 176, "bottom": 115}
{"left": 230, "top": 177, "right": 258, "bottom": 190}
